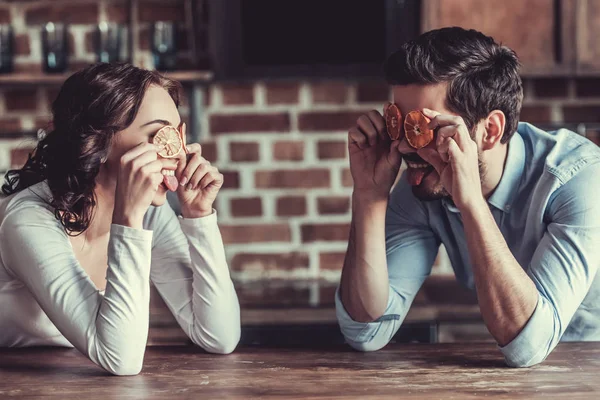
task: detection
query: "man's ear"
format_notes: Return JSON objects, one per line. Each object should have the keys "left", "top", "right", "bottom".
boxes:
{"left": 482, "top": 110, "right": 506, "bottom": 150}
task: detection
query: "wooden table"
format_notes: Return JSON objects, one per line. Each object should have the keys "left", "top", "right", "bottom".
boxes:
{"left": 1, "top": 343, "right": 599, "bottom": 399}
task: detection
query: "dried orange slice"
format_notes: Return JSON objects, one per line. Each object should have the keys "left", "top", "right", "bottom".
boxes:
{"left": 385, "top": 103, "right": 403, "bottom": 140}
{"left": 153, "top": 125, "right": 183, "bottom": 158}
{"left": 404, "top": 111, "right": 434, "bottom": 149}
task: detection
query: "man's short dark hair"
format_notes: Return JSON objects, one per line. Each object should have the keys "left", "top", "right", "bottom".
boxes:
{"left": 384, "top": 27, "right": 523, "bottom": 143}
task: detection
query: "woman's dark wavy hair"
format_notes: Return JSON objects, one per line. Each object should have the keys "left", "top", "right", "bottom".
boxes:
{"left": 2, "top": 63, "right": 181, "bottom": 235}
{"left": 384, "top": 27, "right": 523, "bottom": 143}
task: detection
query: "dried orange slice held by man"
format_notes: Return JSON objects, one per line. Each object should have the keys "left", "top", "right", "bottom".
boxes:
{"left": 404, "top": 110, "right": 434, "bottom": 149}
{"left": 385, "top": 103, "right": 403, "bottom": 140}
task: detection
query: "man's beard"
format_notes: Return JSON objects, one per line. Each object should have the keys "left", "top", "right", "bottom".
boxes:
{"left": 409, "top": 152, "right": 487, "bottom": 202}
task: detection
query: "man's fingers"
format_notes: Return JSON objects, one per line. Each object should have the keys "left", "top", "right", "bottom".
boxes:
{"left": 348, "top": 127, "right": 368, "bottom": 149}
{"left": 357, "top": 115, "right": 379, "bottom": 147}
{"left": 417, "top": 148, "right": 445, "bottom": 176}
{"left": 367, "top": 110, "right": 387, "bottom": 142}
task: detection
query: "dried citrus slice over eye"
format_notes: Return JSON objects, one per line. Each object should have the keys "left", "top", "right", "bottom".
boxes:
{"left": 404, "top": 110, "right": 434, "bottom": 149}
{"left": 153, "top": 125, "right": 183, "bottom": 158}
{"left": 385, "top": 103, "right": 403, "bottom": 140}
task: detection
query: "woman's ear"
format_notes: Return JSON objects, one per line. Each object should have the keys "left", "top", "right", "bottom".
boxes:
{"left": 482, "top": 110, "right": 506, "bottom": 150}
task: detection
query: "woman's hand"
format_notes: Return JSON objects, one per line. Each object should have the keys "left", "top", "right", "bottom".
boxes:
{"left": 175, "top": 124, "right": 224, "bottom": 218}
{"left": 113, "top": 142, "right": 178, "bottom": 229}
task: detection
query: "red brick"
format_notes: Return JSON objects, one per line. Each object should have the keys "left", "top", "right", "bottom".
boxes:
{"left": 13, "top": 63, "right": 39, "bottom": 74}
{"left": 139, "top": 2, "right": 185, "bottom": 22}
{"left": 231, "top": 252, "right": 309, "bottom": 272}
{"left": 586, "top": 130, "right": 600, "bottom": 146}
{"left": 519, "top": 105, "right": 551, "bottom": 123}
{"left": 230, "top": 141, "right": 259, "bottom": 162}
{"left": 301, "top": 223, "right": 350, "bottom": 243}
{"left": 319, "top": 252, "right": 346, "bottom": 270}
{"left": 563, "top": 106, "right": 600, "bottom": 123}
{"left": 106, "top": 1, "right": 129, "bottom": 23}
{"left": 266, "top": 82, "right": 299, "bottom": 104}
{"left": 139, "top": 26, "right": 151, "bottom": 51}
{"left": 35, "top": 117, "right": 52, "bottom": 131}
{"left": 221, "top": 170, "right": 240, "bottom": 189}
{"left": 45, "top": 87, "right": 61, "bottom": 105}
{"left": 357, "top": 81, "right": 390, "bottom": 103}
{"left": 25, "top": 4, "right": 99, "bottom": 25}
{"left": 4, "top": 89, "right": 38, "bottom": 112}
{"left": 14, "top": 34, "right": 30, "bottom": 56}
{"left": 65, "top": 32, "right": 75, "bottom": 56}
{"left": 210, "top": 113, "right": 290, "bottom": 134}
{"left": 84, "top": 30, "right": 94, "bottom": 54}
{"left": 317, "top": 196, "right": 350, "bottom": 215}
{"left": 0, "top": 7, "right": 9, "bottom": 23}
{"left": 230, "top": 197, "right": 262, "bottom": 217}
{"left": 341, "top": 168, "right": 353, "bottom": 187}
{"left": 221, "top": 83, "right": 254, "bottom": 105}
{"left": 311, "top": 81, "right": 348, "bottom": 104}
{"left": 276, "top": 196, "right": 306, "bottom": 217}
{"left": 575, "top": 78, "right": 600, "bottom": 98}
{"left": 273, "top": 141, "right": 304, "bottom": 161}
{"left": 532, "top": 78, "right": 568, "bottom": 99}
{"left": 10, "top": 147, "right": 35, "bottom": 168}
{"left": 219, "top": 224, "right": 291, "bottom": 244}
{"left": 200, "top": 141, "right": 217, "bottom": 162}
{"left": 255, "top": 169, "right": 330, "bottom": 189}
{"left": 317, "top": 140, "right": 347, "bottom": 159}
{"left": 0, "top": 119, "right": 22, "bottom": 135}
{"left": 298, "top": 111, "right": 364, "bottom": 132}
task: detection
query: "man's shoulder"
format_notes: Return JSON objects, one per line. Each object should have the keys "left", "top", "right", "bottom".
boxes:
{"left": 518, "top": 122, "right": 600, "bottom": 184}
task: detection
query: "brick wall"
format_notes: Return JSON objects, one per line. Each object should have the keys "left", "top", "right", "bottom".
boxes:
{"left": 1, "top": 1, "right": 600, "bottom": 283}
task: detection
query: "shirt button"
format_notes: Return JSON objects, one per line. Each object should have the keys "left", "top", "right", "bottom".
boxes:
{"left": 505, "top": 205, "right": 511, "bottom": 211}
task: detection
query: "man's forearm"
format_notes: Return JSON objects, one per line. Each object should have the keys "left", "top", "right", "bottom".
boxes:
{"left": 340, "top": 194, "right": 390, "bottom": 322}
{"left": 461, "top": 199, "right": 538, "bottom": 345}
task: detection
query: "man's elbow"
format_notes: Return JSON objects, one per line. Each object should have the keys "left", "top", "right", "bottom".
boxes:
{"left": 503, "top": 347, "right": 549, "bottom": 368}
{"left": 346, "top": 337, "right": 389, "bottom": 352}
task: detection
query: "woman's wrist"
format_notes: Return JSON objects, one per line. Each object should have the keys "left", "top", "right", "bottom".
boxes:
{"left": 180, "top": 206, "right": 213, "bottom": 219}
{"left": 112, "top": 208, "right": 144, "bottom": 229}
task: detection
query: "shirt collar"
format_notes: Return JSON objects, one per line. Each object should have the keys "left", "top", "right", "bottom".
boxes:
{"left": 442, "top": 129, "right": 526, "bottom": 214}
{"left": 487, "top": 130, "right": 526, "bottom": 213}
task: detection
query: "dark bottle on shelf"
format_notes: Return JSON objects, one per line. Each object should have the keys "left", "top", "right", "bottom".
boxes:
{"left": 0, "top": 24, "right": 13, "bottom": 74}
{"left": 41, "top": 22, "right": 68, "bottom": 73}
{"left": 151, "top": 21, "right": 178, "bottom": 71}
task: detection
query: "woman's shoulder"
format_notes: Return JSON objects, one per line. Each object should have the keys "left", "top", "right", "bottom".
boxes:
{"left": 0, "top": 181, "right": 55, "bottom": 226}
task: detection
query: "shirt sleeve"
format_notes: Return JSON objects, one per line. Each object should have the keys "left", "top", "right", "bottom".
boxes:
{"left": 146, "top": 204, "right": 240, "bottom": 354}
{"left": 0, "top": 205, "right": 153, "bottom": 376}
{"left": 336, "top": 176, "right": 441, "bottom": 351}
{"left": 500, "top": 163, "right": 600, "bottom": 367}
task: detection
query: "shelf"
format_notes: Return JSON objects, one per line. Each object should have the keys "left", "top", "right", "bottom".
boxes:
{"left": 0, "top": 70, "right": 213, "bottom": 86}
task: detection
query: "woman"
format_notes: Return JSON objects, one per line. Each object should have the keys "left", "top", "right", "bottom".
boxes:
{"left": 0, "top": 63, "right": 240, "bottom": 375}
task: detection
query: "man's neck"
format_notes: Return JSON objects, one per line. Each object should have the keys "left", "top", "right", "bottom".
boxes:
{"left": 481, "top": 143, "right": 509, "bottom": 199}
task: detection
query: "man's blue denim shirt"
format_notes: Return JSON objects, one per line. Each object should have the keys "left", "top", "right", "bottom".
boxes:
{"left": 336, "top": 122, "right": 600, "bottom": 367}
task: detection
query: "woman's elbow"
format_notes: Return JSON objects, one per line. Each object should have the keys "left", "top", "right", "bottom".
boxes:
{"left": 103, "top": 360, "right": 144, "bottom": 376}
{"left": 194, "top": 329, "right": 240, "bottom": 355}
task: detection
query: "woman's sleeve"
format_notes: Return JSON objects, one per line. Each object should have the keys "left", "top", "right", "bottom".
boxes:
{"left": 147, "top": 204, "right": 240, "bottom": 354}
{"left": 0, "top": 206, "right": 153, "bottom": 376}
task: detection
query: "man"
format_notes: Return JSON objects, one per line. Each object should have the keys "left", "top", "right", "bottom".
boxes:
{"left": 336, "top": 27, "right": 600, "bottom": 367}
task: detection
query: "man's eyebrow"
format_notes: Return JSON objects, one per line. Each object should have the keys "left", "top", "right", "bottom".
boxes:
{"left": 140, "top": 119, "right": 172, "bottom": 128}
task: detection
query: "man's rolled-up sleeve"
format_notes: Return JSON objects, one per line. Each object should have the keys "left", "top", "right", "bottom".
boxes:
{"left": 500, "top": 164, "right": 600, "bottom": 367}
{"left": 336, "top": 177, "right": 440, "bottom": 351}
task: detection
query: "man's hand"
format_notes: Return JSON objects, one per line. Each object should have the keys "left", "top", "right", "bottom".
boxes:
{"left": 417, "top": 108, "right": 483, "bottom": 210}
{"left": 348, "top": 105, "right": 403, "bottom": 202}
